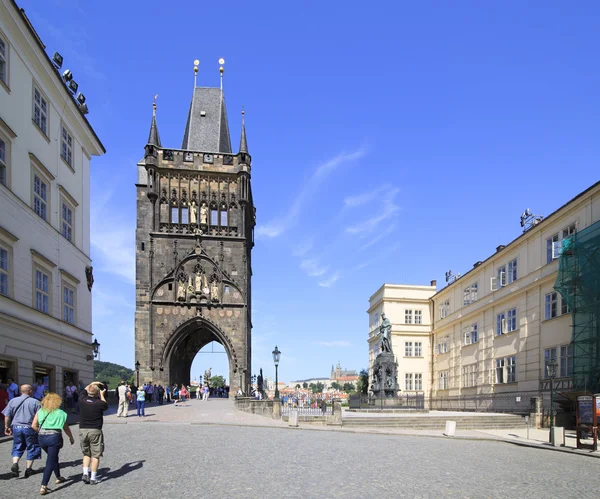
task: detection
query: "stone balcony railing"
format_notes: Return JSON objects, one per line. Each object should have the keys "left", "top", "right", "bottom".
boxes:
{"left": 158, "top": 223, "right": 239, "bottom": 237}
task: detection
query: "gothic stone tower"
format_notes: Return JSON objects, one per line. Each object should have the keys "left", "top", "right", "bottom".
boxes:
{"left": 135, "top": 79, "right": 254, "bottom": 393}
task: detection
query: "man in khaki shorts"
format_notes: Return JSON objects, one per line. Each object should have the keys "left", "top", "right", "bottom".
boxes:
{"left": 78, "top": 382, "right": 108, "bottom": 485}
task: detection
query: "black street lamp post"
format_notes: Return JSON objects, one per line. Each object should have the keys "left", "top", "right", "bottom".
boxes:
{"left": 135, "top": 361, "right": 140, "bottom": 387}
{"left": 546, "top": 358, "right": 558, "bottom": 441}
{"left": 272, "top": 345, "right": 281, "bottom": 400}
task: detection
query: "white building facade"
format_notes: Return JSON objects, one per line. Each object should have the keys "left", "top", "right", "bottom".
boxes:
{"left": 0, "top": 1, "right": 104, "bottom": 392}
{"left": 368, "top": 284, "right": 437, "bottom": 398}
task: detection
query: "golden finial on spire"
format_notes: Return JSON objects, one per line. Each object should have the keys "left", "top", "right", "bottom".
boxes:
{"left": 194, "top": 59, "right": 200, "bottom": 75}
{"left": 241, "top": 105, "right": 245, "bottom": 117}
{"left": 219, "top": 57, "right": 225, "bottom": 75}
{"left": 153, "top": 94, "right": 158, "bottom": 115}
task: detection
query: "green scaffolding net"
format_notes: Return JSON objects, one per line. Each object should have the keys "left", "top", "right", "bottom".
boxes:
{"left": 554, "top": 220, "right": 600, "bottom": 393}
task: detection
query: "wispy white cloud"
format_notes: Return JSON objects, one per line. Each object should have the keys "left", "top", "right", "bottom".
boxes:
{"left": 319, "top": 271, "right": 340, "bottom": 288}
{"left": 354, "top": 243, "right": 402, "bottom": 271}
{"left": 344, "top": 184, "right": 391, "bottom": 208}
{"left": 90, "top": 189, "right": 135, "bottom": 284}
{"left": 256, "top": 147, "right": 367, "bottom": 238}
{"left": 292, "top": 239, "right": 313, "bottom": 257}
{"left": 345, "top": 187, "right": 400, "bottom": 237}
{"left": 300, "top": 259, "right": 328, "bottom": 277}
{"left": 358, "top": 224, "right": 397, "bottom": 252}
{"left": 313, "top": 340, "right": 352, "bottom": 347}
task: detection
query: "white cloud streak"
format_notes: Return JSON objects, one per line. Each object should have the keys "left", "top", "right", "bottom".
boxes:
{"left": 344, "top": 184, "right": 391, "bottom": 208}
{"left": 345, "top": 187, "right": 400, "bottom": 237}
{"left": 358, "top": 224, "right": 397, "bottom": 252}
{"left": 300, "top": 259, "right": 328, "bottom": 277}
{"left": 256, "top": 147, "right": 367, "bottom": 238}
{"left": 313, "top": 341, "right": 352, "bottom": 347}
{"left": 318, "top": 271, "right": 340, "bottom": 288}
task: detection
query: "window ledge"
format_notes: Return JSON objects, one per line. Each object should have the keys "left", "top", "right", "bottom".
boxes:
{"left": 32, "top": 120, "right": 50, "bottom": 143}
{"left": 0, "top": 79, "right": 9, "bottom": 94}
{"left": 60, "top": 155, "right": 75, "bottom": 173}
{"left": 462, "top": 342, "right": 479, "bottom": 349}
{"left": 542, "top": 314, "right": 570, "bottom": 324}
{"left": 495, "top": 328, "right": 520, "bottom": 338}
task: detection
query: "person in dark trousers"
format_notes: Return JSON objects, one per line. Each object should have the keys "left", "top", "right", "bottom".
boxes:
{"left": 78, "top": 382, "right": 108, "bottom": 485}
{"left": 321, "top": 399, "right": 327, "bottom": 415}
{"left": 32, "top": 392, "right": 75, "bottom": 495}
{"left": 2, "top": 384, "right": 41, "bottom": 478}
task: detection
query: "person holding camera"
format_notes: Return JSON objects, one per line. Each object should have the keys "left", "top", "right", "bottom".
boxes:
{"left": 78, "top": 382, "right": 108, "bottom": 485}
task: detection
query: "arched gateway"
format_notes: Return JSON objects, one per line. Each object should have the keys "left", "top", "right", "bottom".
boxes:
{"left": 134, "top": 77, "right": 254, "bottom": 394}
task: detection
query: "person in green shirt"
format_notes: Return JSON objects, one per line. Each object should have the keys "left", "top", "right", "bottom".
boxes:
{"left": 32, "top": 392, "right": 74, "bottom": 495}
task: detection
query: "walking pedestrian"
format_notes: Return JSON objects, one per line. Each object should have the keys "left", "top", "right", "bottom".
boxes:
{"left": 165, "top": 384, "right": 171, "bottom": 404}
{"left": 179, "top": 385, "right": 188, "bottom": 403}
{"left": 158, "top": 385, "right": 164, "bottom": 405}
{"left": 136, "top": 386, "right": 145, "bottom": 417}
{"left": 196, "top": 385, "right": 202, "bottom": 400}
{"left": 7, "top": 377, "right": 19, "bottom": 400}
{"left": 32, "top": 379, "right": 46, "bottom": 401}
{"left": 78, "top": 382, "right": 108, "bottom": 485}
{"left": 2, "top": 384, "right": 41, "bottom": 478}
{"left": 64, "top": 381, "right": 76, "bottom": 414}
{"left": 117, "top": 381, "right": 129, "bottom": 418}
{"left": 146, "top": 383, "right": 154, "bottom": 405}
{"left": 32, "top": 393, "right": 75, "bottom": 495}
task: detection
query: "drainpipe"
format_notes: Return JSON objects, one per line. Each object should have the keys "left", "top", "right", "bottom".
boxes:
{"left": 430, "top": 297, "right": 435, "bottom": 410}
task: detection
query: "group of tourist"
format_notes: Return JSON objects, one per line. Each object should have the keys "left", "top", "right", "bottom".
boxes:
{"left": 2, "top": 381, "right": 108, "bottom": 495}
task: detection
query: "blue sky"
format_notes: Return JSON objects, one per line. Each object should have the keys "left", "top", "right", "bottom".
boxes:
{"left": 21, "top": 1, "right": 599, "bottom": 384}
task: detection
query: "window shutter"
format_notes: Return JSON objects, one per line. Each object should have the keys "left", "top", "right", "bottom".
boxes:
{"left": 502, "top": 318, "right": 507, "bottom": 334}
{"left": 552, "top": 240, "right": 562, "bottom": 259}
{"left": 500, "top": 271, "right": 506, "bottom": 287}
{"left": 490, "top": 277, "right": 498, "bottom": 291}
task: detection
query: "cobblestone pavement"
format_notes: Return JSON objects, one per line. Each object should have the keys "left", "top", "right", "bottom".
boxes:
{"left": 1, "top": 401, "right": 598, "bottom": 498}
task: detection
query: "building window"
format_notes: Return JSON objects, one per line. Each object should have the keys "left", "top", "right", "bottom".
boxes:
{"left": 464, "top": 323, "right": 478, "bottom": 345}
{"left": 563, "top": 223, "right": 576, "bottom": 239}
{"left": 33, "top": 86, "right": 49, "bottom": 136}
{"left": 414, "top": 310, "right": 422, "bottom": 324}
{"left": 220, "top": 210, "right": 228, "bottom": 226}
{"left": 463, "top": 282, "right": 478, "bottom": 306}
{"left": 438, "top": 371, "right": 449, "bottom": 390}
{"left": 211, "top": 209, "right": 218, "bottom": 225}
{"left": 440, "top": 299, "right": 450, "bottom": 319}
{"left": 180, "top": 207, "right": 189, "bottom": 224}
{"left": 35, "top": 269, "right": 50, "bottom": 313}
{"left": 414, "top": 342, "right": 422, "bottom": 357}
{"left": 405, "top": 342, "right": 413, "bottom": 357}
{"left": 61, "top": 125, "right": 73, "bottom": 167}
{"left": 544, "top": 348, "right": 557, "bottom": 379}
{"left": 0, "top": 35, "right": 7, "bottom": 85}
{"left": 496, "top": 356, "right": 516, "bottom": 384}
{"left": 0, "top": 136, "right": 6, "bottom": 186}
{"left": 436, "top": 337, "right": 448, "bottom": 354}
{"left": 560, "top": 344, "right": 573, "bottom": 378}
{"left": 547, "top": 233, "right": 559, "bottom": 264}
{"left": 33, "top": 174, "right": 48, "bottom": 221}
{"left": 414, "top": 373, "right": 423, "bottom": 391}
{"left": 463, "top": 364, "right": 478, "bottom": 388}
{"left": 171, "top": 207, "right": 179, "bottom": 224}
{"left": 0, "top": 246, "right": 8, "bottom": 296}
{"left": 63, "top": 284, "right": 75, "bottom": 324}
{"left": 61, "top": 202, "right": 73, "bottom": 242}
{"left": 497, "top": 265, "right": 507, "bottom": 288}
{"left": 405, "top": 373, "right": 413, "bottom": 391}
{"left": 405, "top": 310, "right": 413, "bottom": 324}
{"left": 545, "top": 292, "right": 558, "bottom": 320}
{"left": 508, "top": 258, "right": 518, "bottom": 283}
{"left": 507, "top": 308, "right": 517, "bottom": 332}
{"left": 561, "top": 295, "right": 571, "bottom": 315}
{"left": 496, "top": 312, "right": 505, "bottom": 336}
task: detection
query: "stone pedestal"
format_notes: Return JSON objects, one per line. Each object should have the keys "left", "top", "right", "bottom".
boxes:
{"left": 370, "top": 352, "right": 399, "bottom": 400}
{"left": 272, "top": 399, "right": 281, "bottom": 420}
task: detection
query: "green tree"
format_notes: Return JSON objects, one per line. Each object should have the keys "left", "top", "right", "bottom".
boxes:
{"left": 209, "top": 375, "right": 226, "bottom": 388}
{"left": 356, "top": 369, "right": 369, "bottom": 395}
{"left": 295, "top": 384, "right": 301, "bottom": 389}
{"left": 315, "top": 382, "right": 325, "bottom": 393}
{"left": 302, "top": 382, "right": 308, "bottom": 389}
{"left": 93, "top": 361, "right": 134, "bottom": 389}
{"left": 343, "top": 382, "right": 356, "bottom": 393}
{"left": 309, "top": 383, "right": 317, "bottom": 393}
{"left": 331, "top": 381, "right": 342, "bottom": 391}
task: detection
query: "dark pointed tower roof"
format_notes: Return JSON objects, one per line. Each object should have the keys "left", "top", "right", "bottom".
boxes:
{"left": 239, "top": 109, "right": 248, "bottom": 154}
{"left": 148, "top": 100, "right": 161, "bottom": 147}
{"left": 181, "top": 87, "right": 231, "bottom": 153}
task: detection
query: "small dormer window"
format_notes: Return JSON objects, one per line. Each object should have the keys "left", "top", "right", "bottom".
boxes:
{"left": 200, "top": 111, "right": 206, "bottom": 117}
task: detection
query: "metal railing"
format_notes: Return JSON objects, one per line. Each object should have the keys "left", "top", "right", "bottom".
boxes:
{"left": 281, "top": 406, "right": 333, "bottom": 416}
{"left": 348, "top": 393, "right": 425, "bottom": 410}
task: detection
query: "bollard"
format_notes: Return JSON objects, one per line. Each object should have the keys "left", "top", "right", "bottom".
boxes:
{"left": 525, "top": 415, "right": 530, "bottom": 440}
{"left": 444, "top": 421, "right": 456, "bottom": 437}
{"left": 289, "top": 410, "right": 299, "bottom": 427}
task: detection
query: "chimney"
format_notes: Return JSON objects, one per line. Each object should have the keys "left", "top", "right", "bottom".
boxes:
{"left": 496, "top": 245, "right": 506, "bottom": 253}
{"left": 430, "top": 280, "right": 437, "bottom": 288}
{"left": 473, "top": 261, "right": 483, "bottom": 268}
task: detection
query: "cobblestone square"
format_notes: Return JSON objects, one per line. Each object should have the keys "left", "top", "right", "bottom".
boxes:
{"left": 1, "top": 400, "right": 598, "bottom": 498}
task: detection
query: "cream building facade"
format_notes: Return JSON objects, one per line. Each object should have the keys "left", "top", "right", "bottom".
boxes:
{"left": 368, "top": 181, "right": 600, "bottom": 415}
{"left": 430, "top": 182, "right": 600, "bottom": 409}
{"left": 0, "top": 1, "right": 104, "bottom": 392}
{"left": 368, "top": 284, "right": 437, "bottom": 397}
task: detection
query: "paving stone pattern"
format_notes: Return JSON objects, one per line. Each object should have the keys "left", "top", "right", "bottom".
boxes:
{"left": 0, "top": 401, "right": 597, "bottom": 498}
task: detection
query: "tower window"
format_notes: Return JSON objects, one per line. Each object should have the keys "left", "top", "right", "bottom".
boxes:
{"left": 141, "top": 242, "right": 145, "bottom": 251}
{"left": 220, "top": 210, "right": 228, "bottom": 226}
{"left": 171, "top": 207, "right": 179, "bottom": 224}
{"left": 168, "top": 283, "right": 173, "bottom": 291}
{"left": 211, "top": 210, "right": 218, "bottom": 225}
{"left": 181, "top": 207, "right": 189, "bottom": 224}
